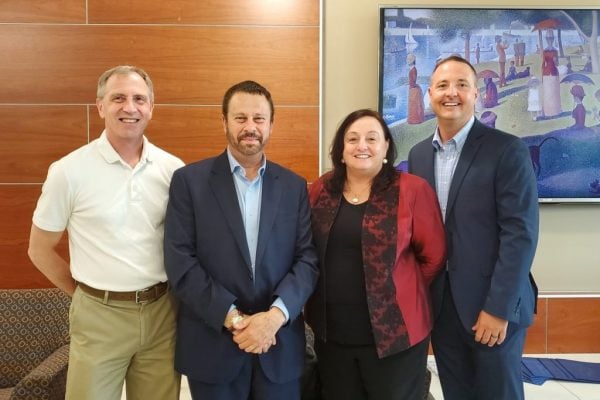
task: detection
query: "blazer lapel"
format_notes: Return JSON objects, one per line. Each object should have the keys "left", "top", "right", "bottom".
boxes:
{"left": 209, "top": 151, "right": 252, "bottom": 267}
{"left": 255, "top": 163, "right": 281, "bottom": 268}
{"left": 422, "top": 140, "right": 437, "bottom": 189}
{"left": 446, "top": 121, "right": 485, "bottom": 219}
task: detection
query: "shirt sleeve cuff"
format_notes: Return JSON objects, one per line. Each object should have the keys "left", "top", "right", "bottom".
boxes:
{"left": 271, "top": 297, "right": 289, "bottom": 323}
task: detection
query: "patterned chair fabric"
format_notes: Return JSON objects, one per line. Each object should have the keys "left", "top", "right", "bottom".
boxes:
{"left": 0, "top": 288, "right": 70, "bottom": 400}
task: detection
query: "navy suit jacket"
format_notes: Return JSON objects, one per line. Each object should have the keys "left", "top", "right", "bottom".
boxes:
{"left": 164, "top": 150, "right": 318, "bottom": 384}
{"left": 408, "top": 119, "right": 539, "bottom": 332}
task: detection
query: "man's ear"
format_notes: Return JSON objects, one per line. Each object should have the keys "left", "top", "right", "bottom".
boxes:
{"left": 222, "top": 115, "right": 228, "bottom": 133}
{"left": 96, "top": 98, "right": 105, "bottom": 119}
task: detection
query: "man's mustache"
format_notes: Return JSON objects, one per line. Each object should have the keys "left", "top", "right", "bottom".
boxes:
{"left": 239, "top": 133, "right": 261, "bottom": 141}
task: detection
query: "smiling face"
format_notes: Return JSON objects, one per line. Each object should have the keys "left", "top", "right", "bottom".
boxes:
{"left": 96, "top": 72, "right": 153, "bottom": 145}
{"left": 223, "top": 92, "right": 273, "bottom": 162}
{"left": 428, "top": 59, "right": 479, "bottom": 141}
{"left": 342, "top": 116, "right": 389, "bottom": 178}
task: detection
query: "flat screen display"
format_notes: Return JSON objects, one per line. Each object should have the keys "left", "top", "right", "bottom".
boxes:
{"left": 379, "top": 7, "right": 600, "bottom": 203}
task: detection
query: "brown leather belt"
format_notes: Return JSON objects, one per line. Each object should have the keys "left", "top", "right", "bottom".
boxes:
{"left": 78, "top": 281, "right": 169, "bottom": 304}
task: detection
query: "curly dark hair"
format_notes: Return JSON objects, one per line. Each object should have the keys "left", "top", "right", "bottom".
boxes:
{"left": 326, "top": 109, "right": 397, "bottom": 194}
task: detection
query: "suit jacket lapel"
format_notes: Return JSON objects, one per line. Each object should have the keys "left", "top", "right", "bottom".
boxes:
{"left": 209, "top": 151, "right": 252, "bottom": 267}
{"left": 421, "top": 139, "right": 437, "bottom": 189}
{"left": 446, "top": 121, "right": 485, "bottom": 219}
{"left": 255, "top": 162, "right": 281, "bottom": 268}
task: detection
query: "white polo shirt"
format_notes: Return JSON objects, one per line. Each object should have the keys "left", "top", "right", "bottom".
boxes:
{"left": 33, "top": 131, "right": 184, "bottom": 291}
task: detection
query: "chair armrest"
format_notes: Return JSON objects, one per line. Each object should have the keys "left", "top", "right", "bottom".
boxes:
{"left": 10, "top": 344, "right": 69, "bottom": 400}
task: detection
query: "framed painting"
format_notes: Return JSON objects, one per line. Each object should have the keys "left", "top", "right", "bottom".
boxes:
{"left": 379, "top": 7, "right": 600, "bottom": 202}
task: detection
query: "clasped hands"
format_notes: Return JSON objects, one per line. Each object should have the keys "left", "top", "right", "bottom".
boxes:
{"left": 224, "top": 307, "right": 286, "bottom": 354}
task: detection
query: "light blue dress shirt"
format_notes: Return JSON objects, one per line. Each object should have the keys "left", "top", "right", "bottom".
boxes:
{"left": 226, "top": 148, "right": 289, "bottom": 322}
{"left": 431, "top": 116, "right": 474, "bottom": 220}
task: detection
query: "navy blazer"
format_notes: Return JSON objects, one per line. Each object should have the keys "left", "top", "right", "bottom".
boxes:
{"left": 164, "top": 150, "right": 318, "bottom": 384}
{"left": 408, "top": 119, "right": 539, "bottom": 331}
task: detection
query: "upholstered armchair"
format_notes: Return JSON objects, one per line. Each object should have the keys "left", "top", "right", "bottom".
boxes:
{"left": 0, "top": 288, "right": 70, "bottom": 400}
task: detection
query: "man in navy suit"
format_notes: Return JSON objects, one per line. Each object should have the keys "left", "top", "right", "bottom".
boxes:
{"left": 409, "top": 56, "right": 539, "bottom": 400}
{"left": 164, "top": 80, "right": 319, "bottom": 400}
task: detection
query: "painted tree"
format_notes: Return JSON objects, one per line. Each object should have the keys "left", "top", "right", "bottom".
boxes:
{"left": 560, "top": 10, "right": 599, "bottom": 74}
{"left": 428, "top": 9, "right": 504, "bottom": 61}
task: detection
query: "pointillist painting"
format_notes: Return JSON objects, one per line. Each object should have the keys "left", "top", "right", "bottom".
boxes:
{"left": 379, "top": 8, "right": 600, "bottom": 202}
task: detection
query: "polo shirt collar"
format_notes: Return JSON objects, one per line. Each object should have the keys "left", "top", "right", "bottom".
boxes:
{"left": 98, "top": 130, "right": 152, "bottom": 164}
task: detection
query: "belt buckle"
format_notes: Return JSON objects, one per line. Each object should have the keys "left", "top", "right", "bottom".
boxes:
{"left": 135, "top": 286, "right": 153, "bottom": 304}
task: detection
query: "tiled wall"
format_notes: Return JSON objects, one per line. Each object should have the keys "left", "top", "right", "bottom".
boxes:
{"left": 0, "top": 0, "right": 320, "bottom": 289}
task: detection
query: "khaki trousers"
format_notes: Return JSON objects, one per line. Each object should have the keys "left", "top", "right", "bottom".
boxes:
{"left": 66, "top": 286, "right": 180, "bottom": 400}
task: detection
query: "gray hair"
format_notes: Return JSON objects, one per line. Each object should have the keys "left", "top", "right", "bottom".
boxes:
{"left": 96, "top": 65, "right": 154, "bottom": 103}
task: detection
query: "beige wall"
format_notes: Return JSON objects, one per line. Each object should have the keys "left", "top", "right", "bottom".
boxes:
{"left": 323, "top": 0, "right": 600, "bottom": 293}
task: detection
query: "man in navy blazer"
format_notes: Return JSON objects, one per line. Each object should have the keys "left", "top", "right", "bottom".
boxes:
{"left": 408, "top": 56, "right": 539, "bottom": 400}
{"left": 164, "top": 80, "right": 319, "bottom": 400}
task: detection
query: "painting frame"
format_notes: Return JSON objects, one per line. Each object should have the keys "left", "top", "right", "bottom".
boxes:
{"left": 379, "top": 6, "right": 600, "bottom": 203}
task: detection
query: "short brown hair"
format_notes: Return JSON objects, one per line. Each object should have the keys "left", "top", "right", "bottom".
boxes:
{"left": 96, "top": 65, "right": 154, "bottom": 103}
{"left": 431, "top": 55, "right": 477, "bottom": 83}
{"left": 222, "top": 80, "right": 274, "bottom": 122}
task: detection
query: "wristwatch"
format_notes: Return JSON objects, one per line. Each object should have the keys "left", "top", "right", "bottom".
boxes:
{"left": 231, "top": 314, "right": 244, "bottom": 325}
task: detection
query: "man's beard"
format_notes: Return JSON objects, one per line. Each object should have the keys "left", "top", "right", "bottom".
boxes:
{"left": 227, "top": 129, "right": 265, "bottom": 156}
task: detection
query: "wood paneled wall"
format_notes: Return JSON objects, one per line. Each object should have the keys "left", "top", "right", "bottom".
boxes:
{"left": 426, "top": 297, "right": 600, "bottom": 354}
{"left": 524, "top": 297, "right": 600, "bottom": 353}
{"left": 0, "top": 0, "right": 319, "bottom": 289}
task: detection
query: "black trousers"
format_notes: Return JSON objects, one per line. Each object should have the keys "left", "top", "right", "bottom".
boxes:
{"left": 315, "top": 336, "right": 429, "bottom": 400}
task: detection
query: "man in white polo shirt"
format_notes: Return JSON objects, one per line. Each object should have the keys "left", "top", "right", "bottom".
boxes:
{"left": 28, "top": 65, "right": 184, "bottom": 400}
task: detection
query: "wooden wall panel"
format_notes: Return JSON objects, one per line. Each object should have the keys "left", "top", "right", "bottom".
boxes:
{"left": 89, "top": 106, "right": 319, "bottom": 181}
{"left": 88, "top": 0, "right": 319, "bottom": 26}
{"left": 0, "top": 186, "right": 69, "bottom": 289}
{"left": 0, "top": 106, "right": 88, "bottom": 183}
{"left": 547, "top": 298, "right": 600, "bottom": 353}
{"left": 265, "top": 107, "right": 319, "bottom": 182}
{"left": 0, "top": 0, "right": 85, "bottom": 23}
{"left": 0, "top": 25, "right": 319, "bottom": 105}
{"left": 523, "top": 298, "right": 547, "bottom": 353}
{"left": 0, "top": 0, "right": 320, "bottom": 290}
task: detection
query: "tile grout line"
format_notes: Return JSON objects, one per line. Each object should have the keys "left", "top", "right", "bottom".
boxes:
{"left": 559, "top": 382, "right": 583, "bottom": 400}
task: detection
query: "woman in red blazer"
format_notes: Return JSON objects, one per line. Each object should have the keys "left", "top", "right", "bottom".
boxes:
{"left": 306, "top": 109, "right": 446, "bottom": 400}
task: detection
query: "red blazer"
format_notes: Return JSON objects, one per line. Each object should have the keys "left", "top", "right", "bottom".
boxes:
{"left": 306, "top": 171, "right": 446, "bottom": 358}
